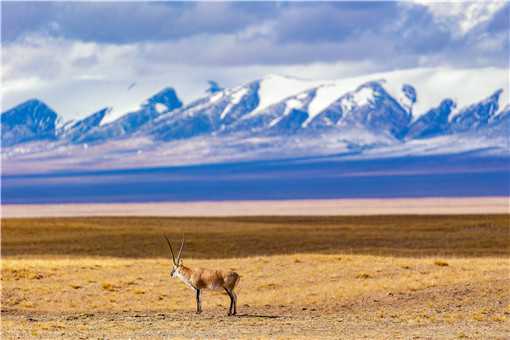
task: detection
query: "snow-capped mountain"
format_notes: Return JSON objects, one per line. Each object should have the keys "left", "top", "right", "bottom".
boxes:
{"left": 307, "top": 81, "right": 412, "bottom": 139}
{"left": 143, "top": 80, "right": 261, "bottom": 141}
{"left": 57, "top": 107, "right": 110, "bottom": 143}
{"left": 140, "top": 74, "right": 325, "bottom": 141}
{"left": 1, "top": 99, "right": 59, "bottom": 147}
{"left": 67, "top": 87, "right": 182, "bottom": 143}
{"left": 450, "top": 89, "right": 503, "bottom": 133}
{"left": 406, "top": 99, "right": 455, "bottom": 140}
{"left": 1, "top": 67, "right": 508, "bottom": 173}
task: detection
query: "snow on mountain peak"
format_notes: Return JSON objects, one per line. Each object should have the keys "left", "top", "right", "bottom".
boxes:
{"left": 375, "top": 67, "right": 508, "bottom": 121}
{"left": 220, "top": 87, "right": 248, "bottom": 119}
{"left": 249, "top": 74, "right": 319, "bottom": 117}
{"left": 154, "top": 103, "right": 168, "bottom": 113}
{"left": 2, "top": 67, "right": 508, "bottom": 163}
{"left": 350, "top": 86, "right": 375, "bottom": 107}
{"left": 100, "top": 86, "right": 182, "bottom": 126}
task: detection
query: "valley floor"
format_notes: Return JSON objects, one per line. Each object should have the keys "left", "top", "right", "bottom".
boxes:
{"left": 2, "top": 215, "right": 509, "bottom": 339}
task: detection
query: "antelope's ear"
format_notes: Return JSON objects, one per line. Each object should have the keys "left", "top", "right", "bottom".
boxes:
{"left": 178, "top": 258, "right": 183, "bottom": 265}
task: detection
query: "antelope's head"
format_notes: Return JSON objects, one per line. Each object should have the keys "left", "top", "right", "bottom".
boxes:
{"left": 164, "top": 236, "right": 184, "bottom": 278}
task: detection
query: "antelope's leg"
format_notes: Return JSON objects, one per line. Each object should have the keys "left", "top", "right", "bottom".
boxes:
{"left": 224, "top": 288, "right": 234, "bottom": 316}
{"left": 231, "top": 290, "right": 238, "bottom": 315}
{"left": 196, "top": 289, "right": 202, "bottom": 314}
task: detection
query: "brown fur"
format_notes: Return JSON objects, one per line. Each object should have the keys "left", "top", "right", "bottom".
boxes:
{"left": 172, "top": 263, "right": 240, "bottom": 315}
{"left": 165, "top": 236, "right": 240, "bottom": 315}
{"left": 182, "top": 266, "right": 240, "bottom": 290}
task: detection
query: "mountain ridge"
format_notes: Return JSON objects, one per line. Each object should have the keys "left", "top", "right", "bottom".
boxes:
{"left": 2, "top": 68, "right": 508, "bottom": 171}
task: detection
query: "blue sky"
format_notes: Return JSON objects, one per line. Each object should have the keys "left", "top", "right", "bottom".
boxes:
{"left": 2, "top": 1, "right": 508, "bottom": 119}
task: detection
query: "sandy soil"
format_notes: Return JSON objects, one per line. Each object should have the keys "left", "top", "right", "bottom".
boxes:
{"left": 2, "top": 197, "right": 509, "bottom": 218}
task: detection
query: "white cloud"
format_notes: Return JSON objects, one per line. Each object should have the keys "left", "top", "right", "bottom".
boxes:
{"left": 2, "top": 2, "right": 507, "bottom": 119}
{"left": 1, "top": 77, "right": 45, "bottom": 95}
{"left": 1, "top": 35, "right": 380, "bottom": 119}
{"left": 412, "top": 1, "right": 506, "bottom": 34}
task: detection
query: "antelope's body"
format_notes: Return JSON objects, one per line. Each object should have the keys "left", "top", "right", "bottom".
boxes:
{"left": 164, "top": 236, "right": 240, "bottom": 315}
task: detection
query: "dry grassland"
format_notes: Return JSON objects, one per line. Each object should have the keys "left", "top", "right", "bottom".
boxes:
{"left": 2, "top": 215, "right": 510, "bottom": 339}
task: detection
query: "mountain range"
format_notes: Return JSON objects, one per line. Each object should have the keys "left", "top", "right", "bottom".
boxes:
{"left": 2, "top": 67, "right": 509, "bottom": 173}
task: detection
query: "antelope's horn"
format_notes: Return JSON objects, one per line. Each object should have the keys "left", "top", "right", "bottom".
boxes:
{"left": 176, "top": 237, "right": 184, "bottom": 263}
{"left": 164, "top": 236, "right": 176, "bottom": 264}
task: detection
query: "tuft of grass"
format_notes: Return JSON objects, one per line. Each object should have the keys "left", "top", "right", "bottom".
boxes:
{"left": 29, "top": 273, "right": 44, "bottom": 280}
{"left": 472, "top": 313, "right": 485, "bottom": 321}
{"left": 492, "top": 315, "right": 506, "bottom": 322}
{"left": 434, "top": 260, "right": 449, "bottom": 267}
{"left": 101, "top": 283, "right": 118, "bottom": 292}
{"left": 356, "top": 273, "right": 372, "bottom": 279}
{"left": 3, "top": 268, "right": 45, "bottom": 281}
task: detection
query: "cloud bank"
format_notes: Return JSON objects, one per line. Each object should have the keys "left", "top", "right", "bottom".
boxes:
{"left": 2, "top": 1, "right": 508, "bottom": 119}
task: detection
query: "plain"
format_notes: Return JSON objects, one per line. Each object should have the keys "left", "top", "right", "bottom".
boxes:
{"left": 2, "top": 215, "right": 509, "bottom": 339}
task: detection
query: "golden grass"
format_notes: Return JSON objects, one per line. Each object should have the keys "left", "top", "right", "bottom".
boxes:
{"left": 3, "top": 254, "right": 508, "bottom": 313}
{"left": 1, "top": 215, "right": 510, "bottom": 339}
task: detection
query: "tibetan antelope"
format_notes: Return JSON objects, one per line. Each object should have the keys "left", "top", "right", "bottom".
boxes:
{"left": 164, "top": 236, "right": 240, "bottom": 316}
